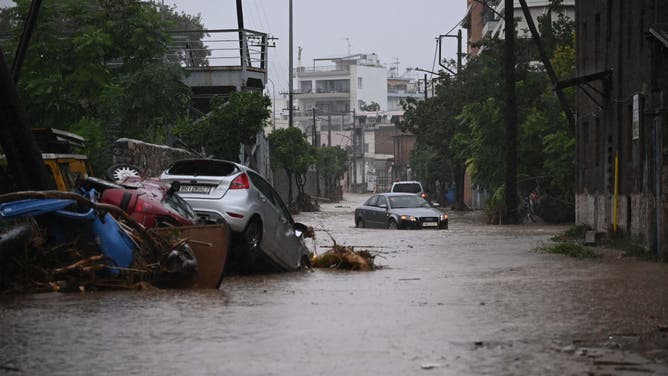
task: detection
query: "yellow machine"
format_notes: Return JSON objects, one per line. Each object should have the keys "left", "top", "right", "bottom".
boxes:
{"left": 1, "top": 128, "right": 94, "bottom": 191}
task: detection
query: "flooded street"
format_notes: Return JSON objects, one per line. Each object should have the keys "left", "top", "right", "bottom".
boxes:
{"left": 3, "top": 193, "right": 668, "bottom": 375}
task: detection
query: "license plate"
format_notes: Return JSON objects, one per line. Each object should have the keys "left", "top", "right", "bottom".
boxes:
{"left": 179, "top": 184, "right": 211, "bottom": 194}
{"left": 422, "top": 222, "right": 438, "bottom": 227}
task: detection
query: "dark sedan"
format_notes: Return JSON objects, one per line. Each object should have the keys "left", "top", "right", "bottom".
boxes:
{"left": 354, "top": 193, "right": 448, "bottom": 230}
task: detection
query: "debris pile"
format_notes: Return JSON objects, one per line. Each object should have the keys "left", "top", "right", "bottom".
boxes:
{"left": 0, "top": 191, "right": 198, "bottom": 294}
{"left": 311, "top": 245, "right": 376, "bottom": 271}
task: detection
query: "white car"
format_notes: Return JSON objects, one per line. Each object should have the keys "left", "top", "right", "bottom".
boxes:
{"left": 390, "top": 180, "right": 427, "bottom": 199}
{"left": 160, "top": 159, "right": 310, "bottom": 273}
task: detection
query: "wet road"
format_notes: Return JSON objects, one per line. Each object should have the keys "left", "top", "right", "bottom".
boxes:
{"left": 3, "top": 193, "right": 668, "bottom": 375}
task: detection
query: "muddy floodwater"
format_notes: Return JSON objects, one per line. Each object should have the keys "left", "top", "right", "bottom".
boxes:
{"left": 3, "top": 193, "right": 668, "bottom": 375}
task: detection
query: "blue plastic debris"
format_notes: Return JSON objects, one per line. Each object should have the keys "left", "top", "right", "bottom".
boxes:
{"left": 0, "top": 198, "right": 134, "bottom": 273}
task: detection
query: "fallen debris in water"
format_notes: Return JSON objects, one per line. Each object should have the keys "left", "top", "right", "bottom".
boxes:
{"left": 310, "top": 232, "right": 376, "bottom": 271}
{"left": 311, "top": 245, "right": 375, "bottom": 270}
{"left": 0, "top": 190, "right": 214, "bottom": 294}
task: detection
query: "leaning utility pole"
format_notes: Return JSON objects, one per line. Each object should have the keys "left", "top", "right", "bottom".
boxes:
{"left": 0, "top": 0, "right": 52, "bottom": 192}
{"left": 517, "top": 0, "right": 575, "bottom": 133}
{"left": 503, "top": 0, "right": 519, "bottom": 224}
{"left": 0, "top": 48, "right": 52, "bottom": 191}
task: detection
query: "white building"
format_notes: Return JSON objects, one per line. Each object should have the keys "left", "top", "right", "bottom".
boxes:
{"left": 483, "top": 0, "right": 575, "bottom": 40}
{"left": 294, "top": 53, "right": 388, "bottom": 117}
{"left": 282, "top": 53, "right": 423, "bottom": 192}
{"left": 387, "top": 68, "right": 425, "bottom": 111}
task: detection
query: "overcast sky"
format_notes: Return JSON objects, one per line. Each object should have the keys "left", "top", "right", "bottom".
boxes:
{"left": 167, "top": 0, "right": 468, "bottom": 92}
{"left": 0, "top": 0, "right": 469, "bottom": 92}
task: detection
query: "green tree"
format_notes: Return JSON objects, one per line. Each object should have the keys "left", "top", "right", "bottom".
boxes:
{"left": 399, "top": 75, "right": 468, "bottom": 208}
{"left": 0, "top": 0, "right": 202, "bottom": 172}
{"left": 401, "top": 4, "right": 575, "bottom": 222}
{"left": 268, "top": 127, "right": 315, "bottom": 209}
{"left": 177, "top": 92, "right": 270, "bottom": 163}
{"left": 315, "top": 146, "right": 348, "bottom": 200}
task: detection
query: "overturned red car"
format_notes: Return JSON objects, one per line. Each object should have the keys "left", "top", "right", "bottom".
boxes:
{"left": 78, "top": 176, "right": 198, "bottom": 228}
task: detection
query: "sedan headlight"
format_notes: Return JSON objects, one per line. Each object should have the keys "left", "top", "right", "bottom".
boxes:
{"left": 400, "top": 215, "right": 417, "bottom": 221}
{"left": 440, "top": 214, "right": 448, "bottom": 221}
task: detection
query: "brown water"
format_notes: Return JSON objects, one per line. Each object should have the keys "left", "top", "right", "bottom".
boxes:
{"left": 2, "top": 193, "right": 668, "bottom": 375}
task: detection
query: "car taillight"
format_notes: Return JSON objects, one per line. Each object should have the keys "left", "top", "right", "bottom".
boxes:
{"left": 420, "top": 193, "right": 427, "bottom": 198}
{"left": 230, "top": 173, "right": 250, "bottom": 190}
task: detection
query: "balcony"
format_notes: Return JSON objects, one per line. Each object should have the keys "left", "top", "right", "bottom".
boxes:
{"left": 295, "top": 65, "right": 350, "bottom": 77}
{"left": 166, "top": 29, "right": 268, "bottom": 113}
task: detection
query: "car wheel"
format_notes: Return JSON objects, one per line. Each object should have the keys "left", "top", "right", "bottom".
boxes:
{"left": 439, "top": 220, "right": 449, "bottom": 230}
{"left": 387, "top": 218, "right": 398, "bottom": 230}
{"left": 106, "top": 164, "right": 141, "bottom": 183}
{"left": 243, "top": 218, "right": 263, "bottom": 254}
{"left": 355, "top": 217, "right": 365, "bottom": 228}
{"left": 299, "top": 254, "right": 312, "bottom": 270}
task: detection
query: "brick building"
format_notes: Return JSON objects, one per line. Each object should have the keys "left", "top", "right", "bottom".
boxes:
{"left": 570, "top": 1, "right": 668, "bottom": 254}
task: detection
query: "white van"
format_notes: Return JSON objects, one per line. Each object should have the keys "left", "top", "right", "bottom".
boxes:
{"left": 390, "top": 180, "right": 427, "bottom": 199}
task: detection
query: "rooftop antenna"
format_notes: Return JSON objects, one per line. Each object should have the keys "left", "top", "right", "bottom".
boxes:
{"left": 344, "top": 37, "right": 351, "bottom": 55}
{"left": 391, "top": 57, "right": 400, "bottom": 78}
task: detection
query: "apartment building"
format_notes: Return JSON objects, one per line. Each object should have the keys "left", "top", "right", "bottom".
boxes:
{"left": 287, "top": 53, "right": 423, "bottom": 192}
{"left": 463, "top": 0, "right": 575, "bottom": 54}
{"left": 294, "top": 53, "right": 387, "bottom": 118}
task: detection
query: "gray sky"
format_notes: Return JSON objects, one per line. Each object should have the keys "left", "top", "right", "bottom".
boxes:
{"left": 0, "top": 0, "right": 469, "bottom": 92}
{"left": 168, "top": 0, "right": 468, "bottom": 92}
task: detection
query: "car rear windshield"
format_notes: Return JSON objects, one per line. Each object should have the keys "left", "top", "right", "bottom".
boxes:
{"left": 392, "top": 183, "right": 421, "bottom": 193}
{"left": 166, "top": 160, "right": 237, "bottom": 177}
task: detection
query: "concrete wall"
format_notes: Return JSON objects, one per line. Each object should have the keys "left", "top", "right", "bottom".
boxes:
{"left": 112, "top": 138, "right": 194, "bottom": 178}
{"left": 351, "top": 64, "right": 388, "bottom": 111}
{"left": 576, "top": 192, "right": 655, "bottom": 247}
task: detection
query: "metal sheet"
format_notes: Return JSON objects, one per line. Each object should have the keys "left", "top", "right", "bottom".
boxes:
{"left": 154, "top": 224, "right": 230, "bottom": 289}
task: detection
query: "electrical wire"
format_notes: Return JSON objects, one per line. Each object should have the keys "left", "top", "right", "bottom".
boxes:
{"left": 252, "top": 0, "right": 288, "bottom": 93}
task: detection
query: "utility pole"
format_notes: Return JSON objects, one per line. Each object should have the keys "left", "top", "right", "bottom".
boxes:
{"left": 457, "top": 29, "right": 463, "bottom": 75}
{"left": 288, "top": 0, "right": 294, "bottom": 128}
{"left": 0, "top": 0, "right": 52, "bottom": 192}
{"left": 328, "top": 114, "right": 332, "bottom": 146}
{"left": 503, "top": 0, "right": 519, "bottom": 224}
{"left": 424, "top": 74, "right": 428, "bottom": 100}
{"left": 517, "top": 0, "right": 575, "bottom": 133}
{"left": 11, "top": 0, "right": 41, "bottom": 82}
{"left": 352, "top": 111, "right": 356, "bottom": 191}
{"left": 235, "top": 0, "right": 247, "bottom": 70}
{"left": 0, "top": 47, "right": 52, "bottom": 191}
{"left": 312, "top": 108, "right": 317, "bottom": 146}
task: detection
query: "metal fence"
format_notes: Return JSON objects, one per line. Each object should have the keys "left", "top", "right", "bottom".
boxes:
{"left": 166, "top": 28, "right": 268, "bottom": 70}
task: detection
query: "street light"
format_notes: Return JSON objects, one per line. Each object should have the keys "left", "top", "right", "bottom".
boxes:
{"left": 414, "top": 67, "right": 442, "bottom": 76}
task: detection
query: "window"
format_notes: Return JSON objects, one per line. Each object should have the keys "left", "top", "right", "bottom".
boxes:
{"left": 300, "top": 81, "right": 312, "bottom": 93}
{"left": 315, "top": 79, "right": 349, "bottom": 93}
{"left": 358, "top": 77, "right": 363, "bottom": 89}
